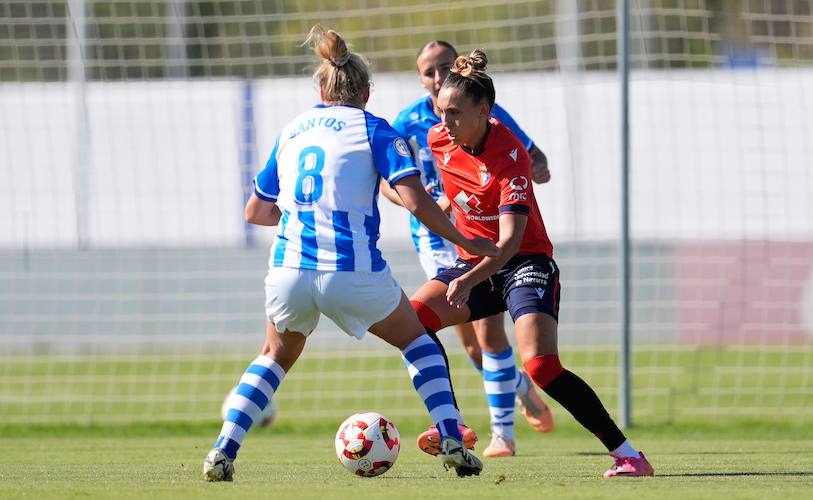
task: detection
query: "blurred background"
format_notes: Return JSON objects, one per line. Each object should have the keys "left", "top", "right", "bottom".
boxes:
{"left": 1, "top": 0, "right": 811, "bottom": 429}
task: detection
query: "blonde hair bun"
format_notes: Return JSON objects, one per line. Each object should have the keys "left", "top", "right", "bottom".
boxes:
{"left": 303, "top": 25, "right": 370, "bottom": 105}
{"left": 453, "top": 49, "right": 488, "bottom": 77}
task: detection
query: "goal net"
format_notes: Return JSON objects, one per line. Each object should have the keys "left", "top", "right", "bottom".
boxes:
{"left": 1, "top": 0, "right": 811, "bottom": 428}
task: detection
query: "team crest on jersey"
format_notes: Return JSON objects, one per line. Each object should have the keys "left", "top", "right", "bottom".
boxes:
{"left": 394, "top": 137, "right": 411, "bottom": 157}
{"left": 509, "top": 148, "right": 518, "bottom": 161}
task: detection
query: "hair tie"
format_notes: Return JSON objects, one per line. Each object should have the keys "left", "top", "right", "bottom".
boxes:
{"left": 330, "top": 54, "right": 350, "bottom": 67}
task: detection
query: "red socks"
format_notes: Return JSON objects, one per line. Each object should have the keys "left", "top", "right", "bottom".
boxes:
{"left": 410, "top": 300, "right": 442, "bottom": 333}
{"left": 524, "top": 354, "right": 564, "bottom": 389}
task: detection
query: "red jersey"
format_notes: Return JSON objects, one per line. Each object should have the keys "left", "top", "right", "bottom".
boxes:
{"left": 428, "top": 118, "right": 553, "bottom": 263}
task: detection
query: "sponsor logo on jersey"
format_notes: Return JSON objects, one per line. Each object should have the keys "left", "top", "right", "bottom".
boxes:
{"left": 466, "top": 214, "right": 500, "bottom": 221}
{"left": 453, "top": 190, "right": 483, "bottom": 214}
{"left": 509, "top": 175, "right": 528, "bottom": 191}
{"left": 409, "top": 112, "right": 420, "bottom": 121}
{"left": 535, "top": 287, "right": 546, "bottom": 299}
{"left": 508, "top": 192, "right": 528, "bottom": 202}
{"left": 509, "top": 148, "right": 518, "bottom": 161}
{"left": 394, "top": 137, "right": 411, "bottom": 157}
{"left": 443, "top": 152, "right": 451, "bottom": 166}
{"left": 479, "top": 170, "right": 491, "bottom": 185}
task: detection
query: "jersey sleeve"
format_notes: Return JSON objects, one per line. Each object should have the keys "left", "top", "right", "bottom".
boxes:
{"left": 491, "top": 103, "right": 534, "bottom": 151}
{"left": 497, "top": 147, "right": 533, "bottom": 216}
{"left": 253, "top": 134, "right": 281, "bottom": 202}
{"left": 427, "top": 124, "right": 453, "bottom": 174}
{"left": 426, "top": 123, "right": 450, "bottom": 152}
{"left": 390, "top": 110, "right": 408, "bottom": 138}
{"left": 366, "top": 116, "right": 420, "bottom": 185}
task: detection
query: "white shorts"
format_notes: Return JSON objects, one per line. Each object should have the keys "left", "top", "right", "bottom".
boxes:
{"left": 417, "top": 246, "right": 459, "bottom": 280}
{"left": 264, "top": 266, "right": 403, "bottom": 340}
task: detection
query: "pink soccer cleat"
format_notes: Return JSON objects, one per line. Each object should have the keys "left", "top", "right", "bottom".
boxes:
{"left": 603, "top": 452, "right": 655, "bottom": 478}
{"left": 417, "top": 424, "right": 478, "bottom": 456}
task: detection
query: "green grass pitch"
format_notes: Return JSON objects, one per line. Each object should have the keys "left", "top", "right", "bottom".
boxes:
{"left": 2, "top": 422, "right": 812, "bottom": 499}
{"left": 2, "top": 348, "right": 812, "bottom": 498}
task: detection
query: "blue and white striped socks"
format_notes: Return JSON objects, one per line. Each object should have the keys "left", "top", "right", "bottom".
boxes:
{"left": 402, "top": 334, "right": 463, "bottom": 442}
{"left": 214, "top": 355, "right": 285, "bottom": 459}
{"left": 482, "top": 347, "right": 517, "bottom": 440}
{"left": 515, "top": 366, "right": 530, "bottom": 397}
{"left": 467, "top": 353, "right": 529, "bottom": 398}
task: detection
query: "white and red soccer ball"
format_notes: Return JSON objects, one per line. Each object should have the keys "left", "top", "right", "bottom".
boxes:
{"left": 335, "top": 412, "right": 400, "bottom": 477}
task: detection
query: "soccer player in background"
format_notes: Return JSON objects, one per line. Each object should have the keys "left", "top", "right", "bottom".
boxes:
{"left": 379, "top": 40, "right": 554, "bottom": 458}
{"left": 202, "top": 26, "right": 497, "bottom": 482}
{"left": 409, "top": 49, "right": 655, "bottom": 477}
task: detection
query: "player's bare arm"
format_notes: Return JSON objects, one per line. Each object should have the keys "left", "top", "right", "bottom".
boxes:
{"left": 384, "top": 176, "right": 451, "bottom": 213}
{"left": 393, "top": 174, "right": 498, "bottom": 258}
{"left": 529, "top": 145, "right": 550, "bottom": 184}
{"left": 446, "top": 213, "right": 528, "bottom": 308}
{"left": 379, "top": 178, "right": 405, "bottom": 207}
{"left": 245, "top": 193, "right": 282, "bottom": 226}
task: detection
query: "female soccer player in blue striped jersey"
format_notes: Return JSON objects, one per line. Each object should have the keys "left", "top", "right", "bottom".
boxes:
{"left": 202, "top": 27, "right": 496, "bottom": 482}
{"left": 379, "top": 40, "right": 554, "bottom": 458}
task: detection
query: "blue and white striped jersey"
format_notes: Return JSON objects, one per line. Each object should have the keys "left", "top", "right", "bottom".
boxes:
{"left": 254, "top": 104, "right": 419, "bottom": 272}
{"left": 391, "top": 95, "right": 533, "bottom": 254}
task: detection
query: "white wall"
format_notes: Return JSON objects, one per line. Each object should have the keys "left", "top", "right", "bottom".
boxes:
{"left": 1, "top": 69, "right": 811, "bottom": 248}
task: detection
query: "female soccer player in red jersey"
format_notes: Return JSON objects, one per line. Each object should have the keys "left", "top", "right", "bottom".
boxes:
{"left": 385, "top": 40, "right": 555, "bottom": 459}
{"left": 409, "top": 49, "right": 655, "bottom": 477}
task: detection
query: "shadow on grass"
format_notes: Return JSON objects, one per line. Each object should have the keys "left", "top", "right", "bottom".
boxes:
{"left": 576, "top": 451, "right": 813, "bottom": 456}
{"left": 657, "top": 471, "right": 813, "bottom": 477}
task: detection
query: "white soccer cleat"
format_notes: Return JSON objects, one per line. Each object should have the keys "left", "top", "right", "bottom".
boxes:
{"left": 439, "top": 436, "right": 483, "bottom": 478}
{"left": 481, "top": 433, "right": 516, "bottom": 458}
{"left": 203, "top": 448, "right": 234, "bottom": 482}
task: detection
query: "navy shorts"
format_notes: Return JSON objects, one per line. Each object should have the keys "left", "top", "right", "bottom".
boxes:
{"left": 433, "top": 253, "right": 561, "bottom": 323}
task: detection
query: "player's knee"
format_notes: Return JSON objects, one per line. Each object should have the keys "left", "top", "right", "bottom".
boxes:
{"left": 523, "top": 354, "right": 564, "bottom": 389}
{"left": 410, "top": 300, "right": 442, "bottom": 333}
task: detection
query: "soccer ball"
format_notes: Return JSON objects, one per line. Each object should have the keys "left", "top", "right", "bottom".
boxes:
{"left": 335, "top": 412, "right": 400, "bottom": 477}
{"left": 220, "top": 386, "right": 276, "bottom": 428}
